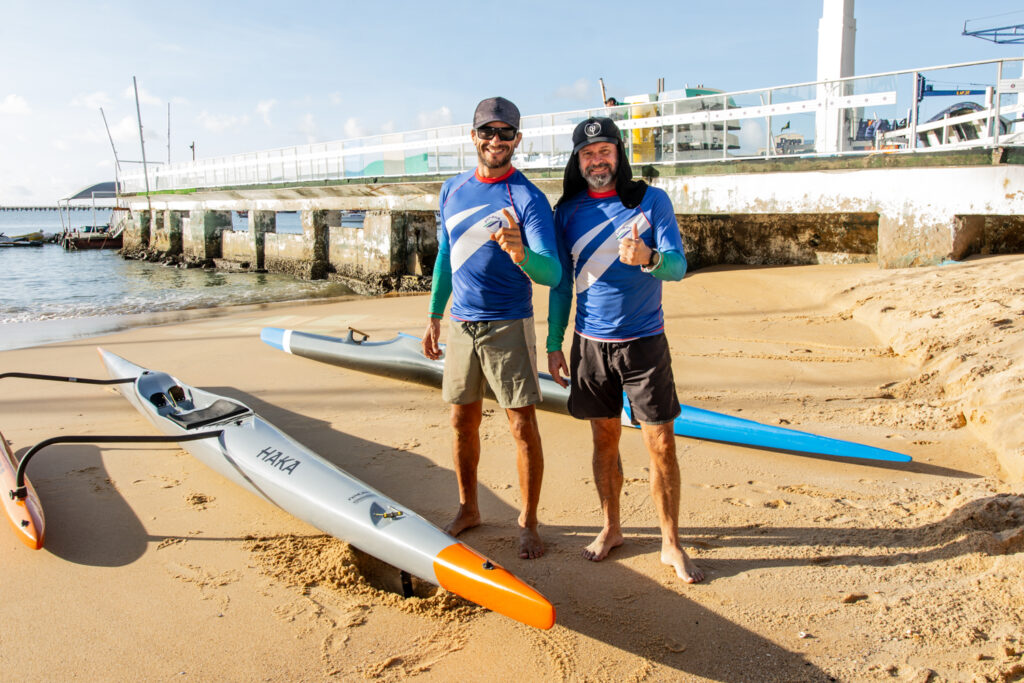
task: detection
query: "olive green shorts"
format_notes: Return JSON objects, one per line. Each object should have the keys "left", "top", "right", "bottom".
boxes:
{"left": 442, "top": 318, "right": 542, "bottom": 409}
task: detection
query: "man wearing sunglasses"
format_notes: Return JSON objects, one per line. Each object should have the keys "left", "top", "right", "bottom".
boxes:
{"left": 546, "top": 117, "right": 704, "bottom": 584}
{"left": 422, "top": 96, "right": 561, "bottom": 560}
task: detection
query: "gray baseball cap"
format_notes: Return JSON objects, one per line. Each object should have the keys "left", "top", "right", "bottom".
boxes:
{"left": 473, "top": 96, "right": 521, "bottom": 129}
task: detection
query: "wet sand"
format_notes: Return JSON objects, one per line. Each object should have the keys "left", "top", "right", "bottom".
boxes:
{"left": 2, "top": 254, "right": 1022, "bottom": 681}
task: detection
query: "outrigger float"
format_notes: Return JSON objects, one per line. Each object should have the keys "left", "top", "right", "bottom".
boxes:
{"left": 260, "top": 327, "right": 912, "bottom": 464}
{"left": 1, "top": 351, "right": 556, "bottom": 630}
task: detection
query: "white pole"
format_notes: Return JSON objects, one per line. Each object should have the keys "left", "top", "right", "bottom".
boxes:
{"left": 133, "top": 76, "right": 152, "bottom": 214}
{"left": 816, "top": 0, "right": 856, "bottom": 153}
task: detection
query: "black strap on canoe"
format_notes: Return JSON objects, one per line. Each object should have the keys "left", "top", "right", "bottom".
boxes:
{"left": 9, "top": 431, "right": 223, "bottom": 500}
{"left": 0, "top": 372, "right": 135, "bottom": 385}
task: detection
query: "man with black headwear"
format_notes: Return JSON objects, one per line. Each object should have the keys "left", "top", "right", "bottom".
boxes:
{"left": 546, "top": 117, "right": 704, "bottom": 583}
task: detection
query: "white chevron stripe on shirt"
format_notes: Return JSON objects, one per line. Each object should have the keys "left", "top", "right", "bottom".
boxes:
{"left": 450, "top": 206, "right": 507, "bottom": 274}
{"left": 573, "top": 214, "right": 651, "bottom": 293}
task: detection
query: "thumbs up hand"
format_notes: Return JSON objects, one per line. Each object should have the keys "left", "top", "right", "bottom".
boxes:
{"left": 490, "top": 208, "right": 526, "bottom": 264}
{"left": 618, "top": 223, "right": 652, "bottom": 266}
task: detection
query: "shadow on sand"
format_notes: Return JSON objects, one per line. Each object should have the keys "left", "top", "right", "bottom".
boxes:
{"left": 11, "top": 382, "right": 1010, "bottom": 680}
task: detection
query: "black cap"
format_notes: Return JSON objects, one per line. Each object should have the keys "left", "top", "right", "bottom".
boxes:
{"left": 473, "top": 97, "right": 520, "bottom": 129}
{"left": 557, "top": 116, "right": 648, "bottom": 210}
{"left": 572, "top": 117, "right": 621, "bottom": 153}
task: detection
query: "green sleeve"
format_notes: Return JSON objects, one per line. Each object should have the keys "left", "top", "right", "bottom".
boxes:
{"left": 428, "top": 239, "right": 452, "bottom": 318}
{"left": 546, "top": 283, "right": 572, "bottom": 353}
{"left": 517, "top": 247, "right": 561, "bottom": 288}
{"left": 545, "top": 232, "right": 574, "bottom": 352}
{"left": 648, "top": 249, "right": 687, "bottom": 282}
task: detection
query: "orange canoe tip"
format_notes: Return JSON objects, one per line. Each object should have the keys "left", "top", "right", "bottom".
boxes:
{"left": 433, "top": 542, "right": 555, "bottom": 630}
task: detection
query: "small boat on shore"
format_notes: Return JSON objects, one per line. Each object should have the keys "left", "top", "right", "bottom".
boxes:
{"left": 59, "top": 224, "right": 123, "bottom": 251}
{"left": 0, "top": 231, "right": 45, "bottom": 248}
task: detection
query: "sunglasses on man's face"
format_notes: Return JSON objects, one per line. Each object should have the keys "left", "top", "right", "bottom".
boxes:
{"left": 476, "top": 126, "right": 518, "bottom": 141}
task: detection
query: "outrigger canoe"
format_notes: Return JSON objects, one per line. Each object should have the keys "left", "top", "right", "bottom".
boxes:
{"left": 97, "top": 348, "right": 555, "bottom": 629}
{"left": 260, "top": 327, "right": 911, "bottom": 464}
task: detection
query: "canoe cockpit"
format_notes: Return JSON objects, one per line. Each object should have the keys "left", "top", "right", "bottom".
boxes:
{"left": 137, "top": 371, "right": 251, "bottom": 430}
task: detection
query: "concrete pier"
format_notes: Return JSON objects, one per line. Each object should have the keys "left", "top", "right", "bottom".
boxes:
{"left": 650, "top": 148, "right": 1024, "bottom": 268}
{"left": 115, "top": 146, "right": 1024, "bottom": 288}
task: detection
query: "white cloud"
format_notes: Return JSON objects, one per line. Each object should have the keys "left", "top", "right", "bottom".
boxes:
{"left": 109, "top": 115, "right": 139, "bottom": 145}
{"left": 379, "top": 121, "right": 395, "bottom": 134}
{"left": 554, "top": 77, "right": 592, "bottom": 101}
{"left": 70, "top": 92, "right": 112, "bottom": 109}
{"left": 197, "top": 110, "right": 249, "bottom": 133}
{"left": 343, "top": 116, "right": 366, "bottom": 139}
{"left": 52, "top": 139, "right": 69, "bottom": 151}
{"left": 416, "top": 105, "right": 452, "bottom": 129}
{"left": 329, "top": 92, "right": 343, "bottom": 106}
{"left": 256, "top": 99, "right": 276, "bottom": 126}
{"left": 0, "top": 94, "right": 31, "bottom": 115}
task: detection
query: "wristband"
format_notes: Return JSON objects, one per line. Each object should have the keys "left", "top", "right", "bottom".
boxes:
{"left": 641, "top": 250, "right": 661, "bottom": 273}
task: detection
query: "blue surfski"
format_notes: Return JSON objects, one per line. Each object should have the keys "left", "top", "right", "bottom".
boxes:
{"left": 261, "top": 327, "right": 911, "bottom": 464}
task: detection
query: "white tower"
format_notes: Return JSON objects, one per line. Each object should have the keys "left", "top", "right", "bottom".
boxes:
{"left": 815, "top": 0, "right": 856, "bottom": 152}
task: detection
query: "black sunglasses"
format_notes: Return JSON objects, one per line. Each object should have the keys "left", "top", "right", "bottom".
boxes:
{"left": 476, "top": 126, "right": 518, "bottom": 141}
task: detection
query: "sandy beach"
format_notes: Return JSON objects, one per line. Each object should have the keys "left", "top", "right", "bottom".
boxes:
{"left": 2, "top": 254, "right": 1022, "bottom": 682}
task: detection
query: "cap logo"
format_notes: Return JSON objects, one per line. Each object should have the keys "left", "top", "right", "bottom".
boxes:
{"left": 584, "top": 122, "right": 602, "bottom": 137}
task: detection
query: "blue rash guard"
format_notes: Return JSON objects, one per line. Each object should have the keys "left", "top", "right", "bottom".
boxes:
{"left": 429, "top": 167, "right": 560, "bottom": 322}
{"left": 547, "top": 186, "right": 686, "bottom": 352}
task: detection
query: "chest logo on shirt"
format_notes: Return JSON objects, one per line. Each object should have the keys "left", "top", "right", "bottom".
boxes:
{"left": 482, "top": 215, "right": 508, "bottom": 232}
{"left": 572, "top": 212, "right": 651, "bottom": 293}
{"left": 614, "top": 214, "right": 650, "bottom": 240}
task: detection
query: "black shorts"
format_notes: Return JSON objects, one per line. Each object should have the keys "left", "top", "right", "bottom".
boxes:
{"left": 568, "top": 333, "right": 681, "bottom": 425}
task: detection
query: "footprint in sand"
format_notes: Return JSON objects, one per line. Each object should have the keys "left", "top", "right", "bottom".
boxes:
{"left": 186, "top": 492, "right": 214, "bottom": 510}
{"left": 725, "top": 497, "right": 754, "bottom": 507}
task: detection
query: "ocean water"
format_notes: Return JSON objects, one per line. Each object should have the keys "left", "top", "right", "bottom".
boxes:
{"left": 0, "top": 209, "right": 357, "bottom": 351}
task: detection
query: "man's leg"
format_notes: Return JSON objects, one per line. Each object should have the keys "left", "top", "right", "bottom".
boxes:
{"left": 640, "top": 421, "right": 704, "bottom": 583}
{"left": 506, "top": 405, "right": 545, "bottom": 559}
{"left": 583, "top": 417, "right": 625, "bottom": 561}
{"left": 446, "top": 400, "right": 483, "bottom": 536}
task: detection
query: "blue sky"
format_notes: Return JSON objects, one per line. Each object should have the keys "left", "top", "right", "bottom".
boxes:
{"left": 1, "top": 0, "right": 1023, "bottom": 205}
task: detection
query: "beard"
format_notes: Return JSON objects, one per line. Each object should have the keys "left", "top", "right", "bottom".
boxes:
{"left": 582, "top": 160, "right": 617, "bottom": 190}
{"left": 477, "top": 142, "right": 514, "bottom": 169}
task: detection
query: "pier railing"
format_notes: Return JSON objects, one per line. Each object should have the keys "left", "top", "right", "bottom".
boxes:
{"left": 119, "top": 57, "right": 1024, "bottom": 195}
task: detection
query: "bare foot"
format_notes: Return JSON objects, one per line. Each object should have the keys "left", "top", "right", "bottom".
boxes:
{"left": 582, "top": 527, "right": 624, "bottom": 561}
{"left": 445, "top": 506, "right": 481, "bottom": 537}
{"left": 519, "top": 526, "right": 545, "bottom": 560}
{"left": 662, "top": 543, "right": 704, "bottom": 583}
